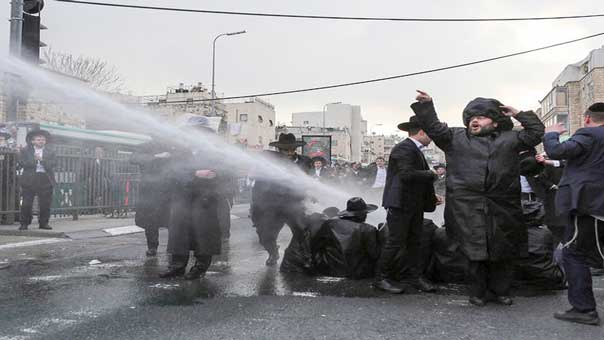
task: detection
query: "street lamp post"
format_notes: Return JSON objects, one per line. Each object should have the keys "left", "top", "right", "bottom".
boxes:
{"left": 322, "top": 102, "right": 341, "bottom": 135}
{"left": 211, "top": 30, "right": 246, "bottom": 116}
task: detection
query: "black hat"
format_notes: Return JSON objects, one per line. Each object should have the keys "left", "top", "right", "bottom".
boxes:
{"left": 397, "top": 116, "right": 421, "bottom": 132}
{"left": 26, "top": 129, "right": 51, "bottom": 143}
{"left": 588, "top": 102, "right": 604, "bottom": 113}
{"left": 519, "top": 149, "right": 544, "bottom": 177}
{"left": 269, "top": 133, "right": 306, "bottom": 149}
{"left": 311, "top": 156, "right": 327, "bottom": 165}
{"left": 462, "top": 97, "right": 513, "bottom": 131}
{"left": 337, "top": 197, "right": 378, "bottom": 217}
{"left": 433, "top": 163, "right": 446, "bottom": 170}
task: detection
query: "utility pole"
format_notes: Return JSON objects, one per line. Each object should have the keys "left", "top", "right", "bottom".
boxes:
{"left": 6, "top": 0, "right": 24, "bottom": 122}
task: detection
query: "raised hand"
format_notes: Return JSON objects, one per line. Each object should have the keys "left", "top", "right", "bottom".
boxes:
{"left": 415, "top": 90, "right": 432, "bottom": 103}
{"left": 500, "top": 105, "right": 519, "bottom": 117}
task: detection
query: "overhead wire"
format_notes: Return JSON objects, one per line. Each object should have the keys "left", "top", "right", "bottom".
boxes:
{"left": 136, "top": 32, "right": 604, "bottom": 103}
{"left": 55, "top": 0, "right": 604, "bottom": 22}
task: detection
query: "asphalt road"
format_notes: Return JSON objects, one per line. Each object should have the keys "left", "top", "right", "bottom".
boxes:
{"left": 0, "top": 206, "right": 602, "bottom": 339}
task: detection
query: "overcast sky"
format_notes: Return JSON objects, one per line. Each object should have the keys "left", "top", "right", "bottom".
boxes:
{"left": 1, "top": 0, "right": 603, "bottom": 135}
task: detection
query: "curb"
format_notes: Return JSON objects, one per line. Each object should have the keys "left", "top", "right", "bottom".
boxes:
{"left": 0, "top": 225, "right": 144, "bottom": 239}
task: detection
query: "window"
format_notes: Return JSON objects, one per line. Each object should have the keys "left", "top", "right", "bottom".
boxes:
{"left": 303, "top": 120, "right": 309, "bottom": 125}
{"left": 239, "top": 113, "right": 248, "bottom": 122}
{"left": 269, "top": 120, "right": 274, "bottom": 127}
{"left": 258, "top": 115, "right": 264, "bottom": 123}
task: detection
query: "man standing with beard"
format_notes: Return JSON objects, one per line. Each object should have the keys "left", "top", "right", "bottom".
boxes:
{"left": 411, "top": 91, "right": 544, "bottom": 306}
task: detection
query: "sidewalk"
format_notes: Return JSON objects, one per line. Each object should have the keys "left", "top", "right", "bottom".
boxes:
{"left": 0, "top": 214, "right": 140, "bottom": 240}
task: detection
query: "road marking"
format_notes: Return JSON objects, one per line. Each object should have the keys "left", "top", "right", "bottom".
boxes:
{"left": 102, "top": 225, "right": 144, "bottom": 236}
{"left": 0, "top": 238, "right": 69, "bottom": 250}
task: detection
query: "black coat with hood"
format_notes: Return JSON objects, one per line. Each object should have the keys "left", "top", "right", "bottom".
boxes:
{"left": 411, "top": 98, "right": 545, "bottom": 261}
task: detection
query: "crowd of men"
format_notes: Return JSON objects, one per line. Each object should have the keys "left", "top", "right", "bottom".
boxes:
{"left": 8, "top": 93, "right": 604, "bottom": 327}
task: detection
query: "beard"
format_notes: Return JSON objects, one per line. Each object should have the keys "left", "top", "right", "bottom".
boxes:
{"left": 469, "top": 124, "right": 498, "bottom": 136}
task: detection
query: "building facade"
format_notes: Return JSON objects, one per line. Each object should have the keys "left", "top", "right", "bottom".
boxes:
{"left": 291, "top": 103, "right": 364, "bottom": 161}
{"left": 224, "top": 97, "right": 276, "bottom": 150}
{"left": 539, "top": 46, "right": 604, "bottom": 136}
{"left": 277, "top": 125, "right": 352, "bottom": 162}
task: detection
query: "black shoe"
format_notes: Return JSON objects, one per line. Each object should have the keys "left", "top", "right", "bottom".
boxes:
{"left": 18, "top": 224, "right": 28, "bottom": 231}
{"left": 158, "top": 267, "right": 185, "bottom": 278}
{"left": 265, "top": 247, "right": 280, "bottom": 266}
{"left": 184, "top": 265, "right": 207, "bottom": 280}
{"left": 554, "top": 308, "right": 601, "bottom": 326}
{"left": 373, "top": 279, "right": 405, "bottom": 294}
{"left": 146, "top": 249, "right": 157, "bottom": 257}
{"left": 403, "top": 277, "right": 437, "bottom": 293}
{"left": 469, "top": 296, "right": 487, "bottom": 307}
{"left": 495, "top": 296, "right": 513, "bottom": 306}
{"left": 39, "top": 225, "right": 52, "bottom": 230}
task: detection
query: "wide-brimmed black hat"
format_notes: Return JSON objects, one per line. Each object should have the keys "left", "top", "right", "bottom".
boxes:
{"left": 26, "top": 129, "right": 51, "bottom": 143}
{"left": 337, "top": 197, "right": 378, "bottom": 217}
{"left": 397, "top": 116, "right": 421, "bottom": 132}
{"left": 519, "top": 149, "right": 544, "bottom": 177}
{"left": 269, "top": 133, "right": 306, "bottom": 149}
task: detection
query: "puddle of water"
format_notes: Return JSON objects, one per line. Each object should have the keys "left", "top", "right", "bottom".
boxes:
{"left": 292, "top": 292, "right": 319, "bottom": 298}
{"left": 315, "top": 276, "right": 346, "bottom": 283}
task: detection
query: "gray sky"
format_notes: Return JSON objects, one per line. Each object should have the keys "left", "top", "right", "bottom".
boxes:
{"left": 2, "top": 0, "right": 603, "bottom": 135}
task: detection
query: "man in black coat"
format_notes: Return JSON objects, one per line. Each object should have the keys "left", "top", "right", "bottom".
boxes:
{"left": 375, "top": 116, "right": 441, "bottom": 293}
{"left": 545, "top": 102, "right": 604, "bottom": 326}
{"left": 251, "top": 133, "right": 311, "bottom": 266}
{"left": 130, "top": 138, "right": 174, "bottom": 256}
{"left": 18, "top": 129, "right": 56, "bottom": 231}
{"left": 412, "top": 91, "right": 544, "bottom": 306}
{"left": 159, "top": 117, "right": 232, "bottom": 280}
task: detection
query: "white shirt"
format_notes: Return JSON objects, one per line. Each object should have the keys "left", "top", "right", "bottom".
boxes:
{"left": 314, "top": 168, "right": 322, "bottom": 177}
{"left": 408, "top": 137, "right": 424, "bottom": 150}
{"left": 34, "top": 147, "right": 45, "bottom": 173}
{"left": 520, "top": 176, "right": 533, "bottom": 193}
{"left": 372, "top": 166, "right": 387, "bottom": 188}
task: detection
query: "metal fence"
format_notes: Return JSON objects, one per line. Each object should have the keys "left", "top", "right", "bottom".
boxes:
{"left": 0, "top": 144, "right": 141, "bottom": 224}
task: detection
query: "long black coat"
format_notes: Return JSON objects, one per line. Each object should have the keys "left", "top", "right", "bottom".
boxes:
{"left": 382, "top": 138, "right": 436, "bottom": 212}
{"left": 18, "top": 146, "right": 57, "bottom": 188}
{"left": 167, "top": 147, "right": 231, "bottom": 257}
{"left": 412, "top": 101, "right": 545, "bottom": 261}
{"left": 251, "top": 151, "right": 311, "bottom": 211}
{"left": 130, "top": 141, "right": 173, "bottom": 229}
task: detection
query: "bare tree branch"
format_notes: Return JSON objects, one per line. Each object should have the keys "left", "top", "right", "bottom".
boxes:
{"left": 41, "top": 47, "right": 125, "bottom": 92}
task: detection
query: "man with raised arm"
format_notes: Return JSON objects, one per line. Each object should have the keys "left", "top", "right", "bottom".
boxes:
{"left": 411, "top": 91, "right": 544, "bottom": 306}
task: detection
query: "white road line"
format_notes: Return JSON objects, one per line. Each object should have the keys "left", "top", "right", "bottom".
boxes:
{"left": 0, "top": 238, "right": 70, "bottom": 250}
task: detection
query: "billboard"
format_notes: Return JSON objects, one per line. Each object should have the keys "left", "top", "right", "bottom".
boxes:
{"left": 302, "top": 135, "right": 331, "bottom": 163}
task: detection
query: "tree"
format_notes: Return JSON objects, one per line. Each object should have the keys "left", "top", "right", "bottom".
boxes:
{"left": 41, "top": 47, "right": 125, "bottom": 92}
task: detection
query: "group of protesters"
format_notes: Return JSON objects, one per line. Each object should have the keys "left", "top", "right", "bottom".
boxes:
{"left": 10, "top": 91, "right": 603, "bottom": 327}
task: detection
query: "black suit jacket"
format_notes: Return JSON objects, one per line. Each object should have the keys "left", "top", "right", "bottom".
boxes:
{"left": 382, "top": 138, "right": 436, "bottom": 211}
{"left": 544, "top": 126, "right": 604, "bottom": 217}
{"left": 18, "top": 146, "right": 57, "bottom": 188}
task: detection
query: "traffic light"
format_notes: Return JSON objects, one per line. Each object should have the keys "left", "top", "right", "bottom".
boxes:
{"left": 21, "top": 0, "right": 45, "bottom": 64}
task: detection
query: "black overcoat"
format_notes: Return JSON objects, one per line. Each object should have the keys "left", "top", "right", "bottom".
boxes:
{"left": 412, "top": 101, "right": 545, "bottom": 261}
{"left": 130, "top": 141, "right": 173, "bottom": 229}
{"left": 18, "top": 146, "right": 57, "bottom": 188}
{"left": 166, "top": 147, "right": 231, "bottom": 257}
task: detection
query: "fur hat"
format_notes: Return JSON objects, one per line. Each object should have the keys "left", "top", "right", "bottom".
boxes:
{"left": 462, "top": 98, "right": 513, "bottom": 131}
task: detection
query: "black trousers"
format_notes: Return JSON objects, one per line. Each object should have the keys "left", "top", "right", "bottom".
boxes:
{"left": 20, "top": 174, "right": 53, "bottom": 227}
{"left": 144, "top": 225, "right": 160, "bottom": 251}
{"left": 376, "top": 207, "right": 423, "bottom": 280}
{"left": 466, "top": 260, "right": 513, "bottom": 298}
{"left": 252, "top": 203, "right": 306, "bottom": 254}
{"left": 563, "top": 214, "right": 604, "bottom": 312}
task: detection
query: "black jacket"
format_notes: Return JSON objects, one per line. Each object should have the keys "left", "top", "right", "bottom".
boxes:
{"left": 382, "top": 138, "right": 436, "bottom": 212}
{"left": 18, "top": 146, "right": 57, "bottom": 188}
{"left": 543, "top": 126, "right": 604, "bottom": 217}
{"left": 412, "top": 100, "right": 545, "bottom": 261}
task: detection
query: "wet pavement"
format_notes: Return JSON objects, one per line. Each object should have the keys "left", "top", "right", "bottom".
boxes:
{"left": 1, "top": 205, "right": 603, "bottom": 339}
